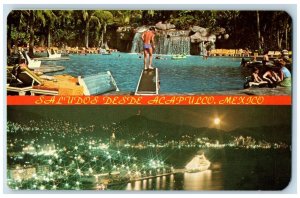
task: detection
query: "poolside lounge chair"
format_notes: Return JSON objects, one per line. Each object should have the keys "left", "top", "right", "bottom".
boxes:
{"left": 10, "top": 66, "right": 42, "bottom": 86}
{"left": 31, "top": 75, "right": 84, "bottom": 96}
{"left": 7, "top": 66, "right": 74, "bottom": 96}
{"left": 7, "top": 65, "right": 119, "bottom": 96}
{"left": 30, "top": 87, "right": 59, "bottom": 95}
{"left": 22, "top": 51, "right": 42, "bottom": 69}
{"left": 47, "top": 49, "right": 62, "bottom": 59}
{"left": 7, "top": 66, "right": 43, "bottom": 95}
{"left": 6, "top": 84, "right": 33, "bottom": 96}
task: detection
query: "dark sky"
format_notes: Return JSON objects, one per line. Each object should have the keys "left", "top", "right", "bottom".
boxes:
{"left": 8, "top": 106, "right": 291, "bottom": 131}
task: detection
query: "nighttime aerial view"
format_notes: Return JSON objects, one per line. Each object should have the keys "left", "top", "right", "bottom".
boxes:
{"left": 7, "top": 106, "right": 291, "bottom": 190}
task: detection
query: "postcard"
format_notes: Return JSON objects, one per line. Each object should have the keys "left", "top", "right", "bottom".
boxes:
{"left": 5, "top": 9, "right": 293, "bottom": 191}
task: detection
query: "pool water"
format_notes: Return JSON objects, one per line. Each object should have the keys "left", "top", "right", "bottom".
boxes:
{"left": 44, "top": 53, "right": 244, "bottom": 93}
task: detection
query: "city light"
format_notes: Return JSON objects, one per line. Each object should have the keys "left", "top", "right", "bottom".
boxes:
{"left": 6, "top": 118, "right": 289, "bottom": 190}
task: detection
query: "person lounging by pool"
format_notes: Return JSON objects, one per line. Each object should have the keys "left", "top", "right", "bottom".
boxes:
{"left": 278, "top": 60, "right": 292, "bottom": 87}
{"left": 142, "top": 27, "right": 156, "bottom": 70}
{"left": 248, "top": 67, "right": 268, "bottom": 87}
{"left": 262, "top": 67, "right": 281, "bottom": 88}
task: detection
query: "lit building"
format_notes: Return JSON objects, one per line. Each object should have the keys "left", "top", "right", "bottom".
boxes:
{"left": 8, "top": 166, "right": 36, "bottom": 181}
{"left": 36, "top": 165, "right": 50, "bottom": 176}
{"left": 116, "top": 139, "right": 126, "bottom": 147}
{"left": 234, "top": 136, "right": 245, "bottom": 146}
{"left": 22, "top": 144, "right": 36, "bottom": 154}
{"left": 38, "top": 144, "right": 56, "bottom": 155}
{"left": 110, "top": 132, "right": 116, "bottom": 145}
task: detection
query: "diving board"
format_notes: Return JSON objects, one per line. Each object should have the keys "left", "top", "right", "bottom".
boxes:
{"left": 135, "top": 68, "right": 159, "bottom": 95}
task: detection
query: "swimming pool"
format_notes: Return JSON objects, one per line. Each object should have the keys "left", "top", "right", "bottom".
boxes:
{"left": 43, "top": 53, "right": 244, "bottom": 93}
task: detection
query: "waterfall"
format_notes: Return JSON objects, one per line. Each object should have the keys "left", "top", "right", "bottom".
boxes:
{"left": 131, "top": 30, "right": 191, "bottom": 55}
{"left": 199, "top": 42, "right": 205, "bottom": 56}
{"left": 155, "top": 35, "right": 190, "bottom": 55}
{"left": 168, "top": 36, "right": 190, "bottom": 55}
{"left": 130, "top": 32, "right": 143, "bottom": 53}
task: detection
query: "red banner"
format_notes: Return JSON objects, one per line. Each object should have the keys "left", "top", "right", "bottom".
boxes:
{"left": 6, "top": 96, "right": 291, "bottom": 105}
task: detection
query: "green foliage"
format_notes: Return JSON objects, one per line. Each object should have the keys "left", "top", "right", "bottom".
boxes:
{"left": 10, "top": 26, "right": 29, "bottom": 44}
{"left": 7, "top": 10, "right": 292, "bottom": 51}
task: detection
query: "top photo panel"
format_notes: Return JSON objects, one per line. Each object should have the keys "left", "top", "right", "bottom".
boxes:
{"left": 6, "top": 10, "right": 292, "bottom": 96}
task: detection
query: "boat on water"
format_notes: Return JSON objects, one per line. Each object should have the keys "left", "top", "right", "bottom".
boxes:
{"left": 185, "top": 153, "right": 211, "bottom": 173}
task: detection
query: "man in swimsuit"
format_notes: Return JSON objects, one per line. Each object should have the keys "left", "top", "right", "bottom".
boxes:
{"left": 142, "top": 27, "right": 156, "bottom": 70}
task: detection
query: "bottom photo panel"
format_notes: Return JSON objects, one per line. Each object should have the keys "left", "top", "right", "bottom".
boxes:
{"left": 6, "top": 106, "right": 291, "bottom": 191}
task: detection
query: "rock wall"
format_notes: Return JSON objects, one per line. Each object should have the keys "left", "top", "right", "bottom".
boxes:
{"left": 109, "top": 24, "right": 228, "bottom": 55}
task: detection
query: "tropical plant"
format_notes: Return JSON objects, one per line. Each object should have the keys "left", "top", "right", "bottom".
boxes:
{"left": 7, "top": 10, "right": 292, "bottom": 54}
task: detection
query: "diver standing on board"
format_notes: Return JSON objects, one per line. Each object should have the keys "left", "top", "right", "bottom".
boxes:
{"left": 142, "top": 27, "right": 156, "bottom": 70}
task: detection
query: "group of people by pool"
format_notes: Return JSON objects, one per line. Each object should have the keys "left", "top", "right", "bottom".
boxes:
{"left": 245, "top": 59, "right": 291, "bottom": 88}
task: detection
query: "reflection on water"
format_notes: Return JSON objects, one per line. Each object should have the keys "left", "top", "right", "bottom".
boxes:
{"left": 126, "top": 175, "right": 175, "bottom": 190}
{"left": 183, "top": 170, "right": 212, "bottom": 190}
{"left": 110, "top": 149, "right": 291, "bottom": 191}
{"left": 124, "top": 169, "right": 223, "bottom": 190}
